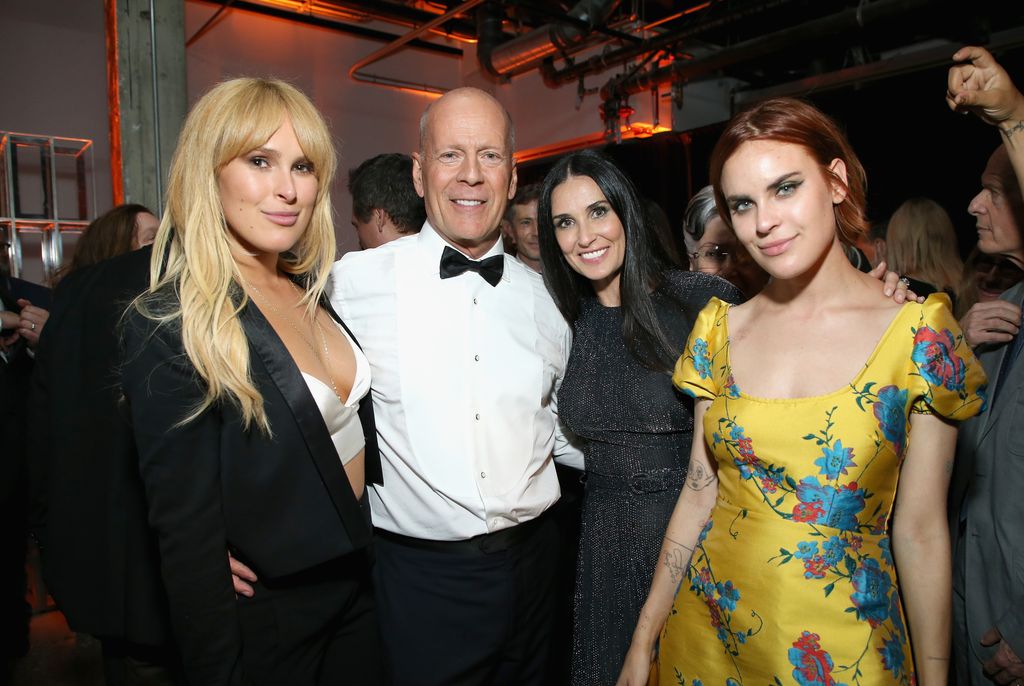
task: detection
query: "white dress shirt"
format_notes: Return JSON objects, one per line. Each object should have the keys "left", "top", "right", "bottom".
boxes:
{"left": 331, "top": 222, "right": 584, "bottom": 540}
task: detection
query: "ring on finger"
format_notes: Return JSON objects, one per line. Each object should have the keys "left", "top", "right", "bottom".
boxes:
{"left": 30, "top": 321, "right": 36, "bottom": 331}
{"left": 897, "top": 276, "right": 911, "bottom": 288}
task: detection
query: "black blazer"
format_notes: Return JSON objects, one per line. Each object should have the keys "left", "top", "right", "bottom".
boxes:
{"left": 120, "top": 285, "right": 382, "bottom": 686}
{"left": 29, "top": 246, "right": 174, "bottom": 646}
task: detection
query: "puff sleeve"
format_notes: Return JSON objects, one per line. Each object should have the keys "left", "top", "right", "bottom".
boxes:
{"left": 673, "top": 297, "right": 732, "bottom": 401}
{"left": 909, "top": 293, "right": 988, "bottom": 420}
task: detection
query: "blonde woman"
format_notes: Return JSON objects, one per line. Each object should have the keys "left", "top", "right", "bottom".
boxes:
{"left": 120, "top": 79, "right": 383, "bottom": 685}
{"left": 886, "top": 197, "right": 965, "bottom": 304}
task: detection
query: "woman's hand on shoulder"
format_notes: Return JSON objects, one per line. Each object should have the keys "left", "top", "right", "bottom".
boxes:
{"left": 870, "top": 261, "right": 924, "bottom": 304}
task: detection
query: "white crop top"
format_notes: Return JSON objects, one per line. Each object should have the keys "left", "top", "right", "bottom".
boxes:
{"left": 300, "top": 320, "right": 371, "bottom": 466}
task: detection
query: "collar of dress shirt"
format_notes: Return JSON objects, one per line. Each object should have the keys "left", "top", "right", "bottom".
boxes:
{"left": 417, "top": 221, "right": 509, "bottom": 284}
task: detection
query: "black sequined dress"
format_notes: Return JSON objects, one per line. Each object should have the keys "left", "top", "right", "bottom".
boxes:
{"left": 560, "top": 270, "right": 741, "bottom": 686}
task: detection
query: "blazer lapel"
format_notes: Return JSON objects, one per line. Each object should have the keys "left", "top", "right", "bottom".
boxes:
{"left": 238, "top": 299, "right": 373, "bottom": 549}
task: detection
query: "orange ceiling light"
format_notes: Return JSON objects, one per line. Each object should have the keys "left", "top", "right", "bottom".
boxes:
{"left": 515, "top": 122, "right": 674, "bottom": 164}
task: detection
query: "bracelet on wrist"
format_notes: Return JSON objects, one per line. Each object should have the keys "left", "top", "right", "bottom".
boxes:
{"left": 1000, "top": 120, "right": 1024, "bottom": 139}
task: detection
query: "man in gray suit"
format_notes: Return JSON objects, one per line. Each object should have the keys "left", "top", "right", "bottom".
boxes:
{"left": 948, "top": 46, "right": 1024, "bottom": 686}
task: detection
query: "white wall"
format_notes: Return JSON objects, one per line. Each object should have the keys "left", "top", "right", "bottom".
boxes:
{"left": 0, "top": 1, "right": 112, "bottom": 213}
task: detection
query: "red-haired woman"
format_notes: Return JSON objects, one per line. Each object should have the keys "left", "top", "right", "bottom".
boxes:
{"left": 619, "top": 98, "right": 987, "bottom": 686}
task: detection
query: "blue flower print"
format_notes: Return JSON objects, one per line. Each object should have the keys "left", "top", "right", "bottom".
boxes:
{"left": 788, "top": 631, "right": 848, "bottom": 686}
{"left": 794, "top": 541, "right": 819, "bottom": 560}
{"left": 889, "top": 591, "right": 906, "bottom": 637}
{"left": 879, "top": 537, "right": 893, "bottom": 567}
{"left": 879, "top": 635, "right": 905, "bottom": 679}
{"left": 726, "top": 679, "right": 741, "bottom": 686}
{"left": 716, "top": 580, "right": 741, "bottom": 611}
{"left": 822, "top": 536, "right": 848, "bottom": 567}
{"left": 814, "top": 440, "right": 856, "bottom": 480}
{"left": 872, "top": 385, "right": 908, "bottom": 454}
{"left": 724, "top": 374, "right": 741, "bottom": 398}
{"left": 977, "top": 383, "right": 989, "bottom": 413}
{"left": 794, "top": 477, "right": 866, "bottom": 531}
{"left": 850, "top": 558, "right": 892, "bottom": 628}
{"left": 913, "top": 325, "right": 966, "bottom": 391}
{"left": 692, "top": 338, "right": 712, "bottom": 379}
{"left": 697, "top": 519, "right": 713, "bottom": 545}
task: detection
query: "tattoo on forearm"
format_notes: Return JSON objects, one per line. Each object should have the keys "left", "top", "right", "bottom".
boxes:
{"left": 945, "top": 459, "right": 954, "bottom": 475}
{"left": 663, "top": 549, "right": 688, "bottom": 583}
{"left": 686, "top": 462, "right": 718, "bottom": 491}
{"left": 1001, "top": 120, "right": 1024, "bottom": 139}
{"left": 663, "top": 536, "right": 693, "bottom": 584}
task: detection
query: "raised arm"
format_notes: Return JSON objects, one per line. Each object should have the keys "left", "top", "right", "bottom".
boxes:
{"left": 890, "top": 412, "right": 958, "bottom": 686}
{"left": 616, "top": 399, "right": 719, "bottom": 685}
{"left": 948, "top": 46, "right": 1024, "bottom": 196}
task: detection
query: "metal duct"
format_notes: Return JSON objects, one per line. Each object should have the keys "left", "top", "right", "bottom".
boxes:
{"left": 478, "top": 0, "right": 622, "bottom": 78}
{"left": 598, "top": 0, "right": 937, "bottom": 101}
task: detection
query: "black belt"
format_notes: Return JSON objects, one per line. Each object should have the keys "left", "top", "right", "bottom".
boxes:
{"left": 375, "top": 511, "right": 549, "bottom": 555}
{"left": 585, "top": 468, "right": 686, "bottom": 494}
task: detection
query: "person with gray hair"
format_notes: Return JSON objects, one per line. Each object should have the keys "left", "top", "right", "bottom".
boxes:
{"left": 682, "top": 185, "right": 768, "bottom": 298}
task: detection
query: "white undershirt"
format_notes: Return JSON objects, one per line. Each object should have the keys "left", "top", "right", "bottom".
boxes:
{"left": 299, "top": 320, "right": 370, "bottom": 466}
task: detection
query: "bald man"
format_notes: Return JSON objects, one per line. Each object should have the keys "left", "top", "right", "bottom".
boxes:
{"left": 331, "top": 88, "right": 583, "bottom": 685}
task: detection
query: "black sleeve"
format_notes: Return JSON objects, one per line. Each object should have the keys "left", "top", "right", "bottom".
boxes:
{"left": 121, "top": 311, "right": 245, "bottom": 686}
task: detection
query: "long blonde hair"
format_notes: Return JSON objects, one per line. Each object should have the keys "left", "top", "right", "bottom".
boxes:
{"left": 138, "top": 77, "right": 338, "bottom": 432}
{"left": 885, "top": 197, "right": 963, "bottom": 292}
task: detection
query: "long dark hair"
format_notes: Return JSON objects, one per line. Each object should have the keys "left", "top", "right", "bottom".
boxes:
{"left": 62, "top": 203, "right": 153, "bottom": 278}
{"left": 537, "top": 150, "right": 682, "bottom": 372}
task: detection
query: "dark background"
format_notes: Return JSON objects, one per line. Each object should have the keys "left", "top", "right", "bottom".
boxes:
{"left": 520, "top": 44, "right": 1024, "bottom": 259}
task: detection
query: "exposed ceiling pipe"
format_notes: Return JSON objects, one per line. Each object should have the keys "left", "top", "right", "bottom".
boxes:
{"left": 540, "top": 0, "right": 810, "bottom": 88}
{"left": 317, "top": 0, "right": 478, "bottom": 43}
{"left": 598, "top": 0, "right": 938, "bottom": 102}
{"left": 477, "top": 0, "right": 622, "bottom": 79}
{"left": 348, "top": 0, "right": 486, "bottom": 96}
{"left": 201, "top": 1, "right": 463, "bottom": 57}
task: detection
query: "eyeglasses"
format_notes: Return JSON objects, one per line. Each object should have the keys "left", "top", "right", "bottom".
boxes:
{"left": 689, "top": 244, "right": 730, "bottom": 270}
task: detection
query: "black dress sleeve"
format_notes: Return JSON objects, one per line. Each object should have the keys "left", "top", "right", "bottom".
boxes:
{"left": 120, "top": 310, "right": 245, "bottom": 686}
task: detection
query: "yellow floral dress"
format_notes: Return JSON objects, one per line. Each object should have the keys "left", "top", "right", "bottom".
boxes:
{"left": 658, "top": 295, "right": 986, "bottom": 686}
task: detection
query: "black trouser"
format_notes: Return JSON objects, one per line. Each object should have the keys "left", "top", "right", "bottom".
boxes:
{"left": 101, "top": 639, "right": 185, "bottom": 686}
{"left": 373, "top": 514, "right": 559, "bottom": 686}
{"left": 236, "top": 550, "right": 384, "bottom": 686}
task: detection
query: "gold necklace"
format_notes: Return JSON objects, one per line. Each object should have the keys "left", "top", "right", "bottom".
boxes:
{"left": 244, "top": 278, "right": 344, "bottom": 403}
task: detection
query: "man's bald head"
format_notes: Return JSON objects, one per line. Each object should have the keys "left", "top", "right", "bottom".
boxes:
{"left": 419, "top": 87, "right": 515, "bottom": 156}
{"left": 969, "top": 144, "right": 1024, "bottom": 264}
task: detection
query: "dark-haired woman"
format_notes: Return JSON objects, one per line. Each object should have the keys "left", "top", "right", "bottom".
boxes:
{"left": 537, "top": 150, "right": 742, "bottom": 686}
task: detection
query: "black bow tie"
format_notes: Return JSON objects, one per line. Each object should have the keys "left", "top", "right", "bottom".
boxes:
{"left": 439, "top": 246, "right": 504, "bottom": 287}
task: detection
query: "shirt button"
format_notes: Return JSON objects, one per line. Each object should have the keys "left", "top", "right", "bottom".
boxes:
{"left": 474, "top": 354, "right": 480, "bottom": 361}
{"left": 475, "top": 413, "right": 480, "bottom": 420}
{"left": 480, "top": 471, "right": 486, "bottom": 479}
{"left": 473, "top": 297, "right": 478, "bottom": 305}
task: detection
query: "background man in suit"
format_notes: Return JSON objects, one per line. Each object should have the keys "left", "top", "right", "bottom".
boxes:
{"left": 331, "top": 87, "right": 583, "bottom": 685}
{"left": 947, "top": 45, "right": 1024, "bottom": 686}
{"left": 348, "top": 153, "right": 426, "bottom": 250}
